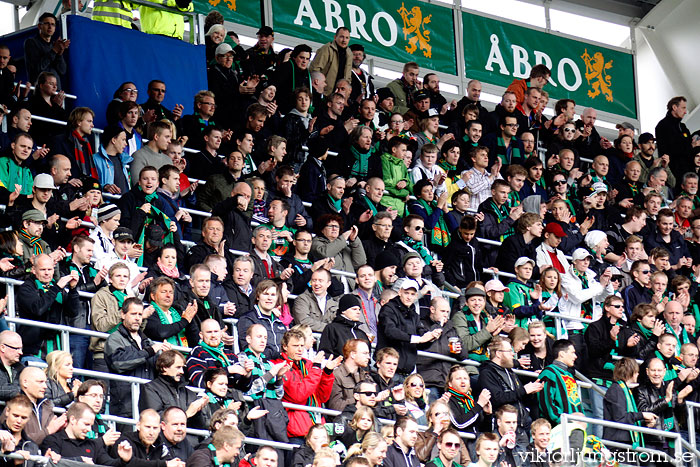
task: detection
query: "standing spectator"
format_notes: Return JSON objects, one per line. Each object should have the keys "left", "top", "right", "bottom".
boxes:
{"left": 318, "top": 294, "right": 370, "bottom": 358}
{"left": 386, "top": 63, "right": 420, "bottom": 115}
{"left": 50, "top": 107, "right": 98, "bottom": 180}
{"left": 465, "top": 146, "right": 502, "bottom": 211}
{"left": 24, "top": 13, "right": 68, "bottom": 85}
{"left": 478, "top": 337, "right": 543, "bottom": 440}
{"left": 16, "top": 254, "right": 80, "bottom": 360}
{"left": 310, "top": 27, "right": 352, "bottom": 96}
{"left": 273, "top": 329, "right": 340, "bottom": 444}
{"left": 237, "top": 280, "right": 289, "bottom": 359}
{"left": 376, "top": 279, "right": 440, "bottom": 376}
{"left": 141, "top": 80, "right": 183, "bottom": 123}
{"left": 129, "top": 121, "right": 173, "bottom": 187}
{"left": 349, "top": 44, "right": 374, "bottom": 102}
{"left": 310, "top": 214, "right": 366, "bottom": 292}
{"left": 656, "top": 96, "right": 692, "bottom": 183}
{"left": 28, "top": 72, "right": 67, "bottom": 145}
{"left": 93, "top": 125, "right": 130, "bottom": 195}
{"left": 273, "top": 44, "right": 313, "bottom": 114}
{"left": 506, "top": 65, "right": 550, "bottom": 106}
{"left": 180, "top": 91, "right": 219, "bottom": 151}
{"left": 104, "top": 298, "right": 165, "bottom": 419}
{"left": 0, "top": 133, "right": 35, "bottom": 197}
{"left": 327, "top": 338, "right": 372, "bottom": 412}
{"left": 17, "top": 367, "right": 66, "bottom": 445}
{"left": 537, "top": 339, "right": 582, "bottom": 424}
{"left": 245, "top": 26, "right": 277, "bottom": 77}
{"left": 292, "top": 268, "right": 339, "bottom": 333}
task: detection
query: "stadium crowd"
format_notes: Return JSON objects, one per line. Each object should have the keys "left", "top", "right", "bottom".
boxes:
{"left": 0, "top": 8, "right": 699, "bottom": 467}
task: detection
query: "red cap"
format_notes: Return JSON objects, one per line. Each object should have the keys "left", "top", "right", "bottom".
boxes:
{"left": 544, "top": 222, "right": 567, "bottom": 237}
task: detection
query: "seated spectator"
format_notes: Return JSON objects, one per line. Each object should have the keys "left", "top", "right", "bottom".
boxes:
{"left": 383, "top": 417, "right": 422, "bottom": 467}
{"left": 223, "top": 255, "right": 255, "bottom": 318}
{"left": 537, "top": 339, "right": 582, "bottom": 424}
{"left": 186, "top": 126, "right": 225, "bottom": 182}
{"left": 17, "top": 367, "right": 65, "bottom": 445}
{"left": 410, "top": 144, "right": 446, "bottom": 195}
{"left": 27, "top": 72, "right": 67, "bottom": 145}
{"left": 262, "top": 199, "right": 295, "bottom": 257}
{"left": 327, "top": 338, "right": 372, "bottom": 412}
{"left": 464, "top": 146, "right": 502, "bottom": 211}
{"left": 645, "top": 208, "right": 691, "bottom": 268}
{"left": 197, "top": 151, "right": 245, "bottom": 212}
{"left": 493, "top": 405, "right": 528, "bottom": 466}
{"left": 340, "top": 125, "right": 380, "bottom": 184}
{"left": 602, "top": 357, "right": 657, "bottom": 449}
{"left": 186, "top": 319, "right": 252, "bottom": 389}
{"left": 496, "top": 212, "right": 543, "bottom": 274}
{"left": 129, "top": 121, "right": 173, "bottom": 187}
{"left": 139, "top": 349, "right": 208, "bottom": 426}
{"left": 74, "top": 380, "right": 112, "bottom": 441}
{"left": 187, "top": 425, "right": 244, "bottom": 467}
{"left": 415, "top": 401, "right": 469, "bottom": 464}
{"left": 376, "top": 279, "right": 440, "bottom": 376}
{"left": 0, "top": 395, "right": 40, "bottom": 462}
{"left": 662, "top": 300, "right": 692, "bottom": 354}
{"left": 535, "top": 222, "right": 569, "bottom": 273}
{"left": 44, "top": 350, "right": 79, "bottom": 409}
{"left": 90, "top": 204, "right": 120, "bottom": 263}
{"left": 185, "top": 216, "right": 237, "bottom": 274}
{"left": 141, "top": 80, "right": 183, "bottom": 123}
{"left": 237, "top": 280, "right": 289, "bottom": 359}
{"left": 104, "top": 82, "right": 138, "bottom": 126}
{"left": 341, "top": 406, "right": 376, "bottom": 448}
{"left": 444, "top": 365, "right": 491, "bottom": 437}
{"left": 159, "top": 407, "right": 193, "bottom": 461}
{"left": 16, "top": 253, "right": 79, "bottom": 359}
{"left": 311, "top": 214, "right": 366, "bottom": 292}
{"left": 248, "top": 225, "right": 292, "bottom": 285}
{"left": 0, "top": 331, "right": 24, "bottom": 401}
{"left": 401, "top": 374, "right": 428, "bottom": 424}
{"left": 181, "top": 91, "right": 219, "bottom": 151}
{"left": 145, "top": 276, "right": 199, "bottom": 348}
{"left": 0, "top": 133, "right": 35, "bottom": 198}
{"left": 292, "top": 269, "right": 338, "bottom": 333}
{"left": 273, "top": 329, "right": 340, "bottom": 443}
{"left": 40, "top": 402, "right": 130, "bottom": 465}
{"left": 619, "top": 304, "right": 665, "bottom": 361}
{"left": 319, "top": 294, "right": 369, "bottom": 358}
{"left": 105, "top": 298, "right": 165, "bottom": 419}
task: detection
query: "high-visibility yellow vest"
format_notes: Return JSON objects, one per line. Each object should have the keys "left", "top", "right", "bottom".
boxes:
{"left": 139, "top": 0, "right": 194, "bottom": 40}
{"left": 91, "top": 0, "right": 134, "bottom": 29}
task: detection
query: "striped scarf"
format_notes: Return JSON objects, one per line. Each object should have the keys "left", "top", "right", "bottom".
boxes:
{"left": 35, "top": 279, "right": 63, "bottom": 357}
{"left": 151, "top": 302, "right": 188, "bottom": 347}
{"left": 71, "top": 130, "right": 98, "bottom": 179}
{"left": 490, "top": 200, "right": 513, "bottom": 241}
{"left": 244, "top": 348, "right": 279, "bottom": 400}
{"left": 401, "top": 235, "right": 433, "bottom": 264}
{"left": 20, "top": 229, "right": 45, "bottom": 256}
{"left": 464, "top": 311, "right": 489, "bottom": 359}
{"left": 417, "top": 199, "right": 450, "bottom": 248}
{"left": 136, "top": 188, "right": 174, "bottom": 266}
{"left": 446, "top": 386, "right": 474, "bottom": 413}
{"left": 437, "top": 159, "right": 459, "bottom": 183}
{"left": 291, "top": 356, "right": 320, "bottom": 423}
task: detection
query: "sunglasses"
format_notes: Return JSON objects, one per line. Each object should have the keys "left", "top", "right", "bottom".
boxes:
{"left": 640, "top": 270, "right": 651, "bottom": 274}
{"left": 443, "top": 442, "right": 460, "bottom": 448}
{"left": 414, "top": 226, "right": 426, "bottom": 232}
{"left": 563, "top": 128, "right": 576, "bottom": 133}
{"left": 609, "top": 304, "right": 624, "bottom": 309}
{"left": 409, "top": 383, "right": 424, "bottom": 388}
{"left": 357, "top": 391, "right": 378, "bottom": 396}
{"left": 553, "top": 180, "right": 567, "bottom": 185}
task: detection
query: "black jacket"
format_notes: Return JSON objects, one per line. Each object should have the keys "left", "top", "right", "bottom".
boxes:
{"left": 618, "top": 322, "right": 659, "bottom": 361}
{"left": 185, "top": 241, "right": 238, "bottom": 277}
{"left": 223, "top": 279, "right": 255, "bottom": 318}
{"left": 0, "top": 361, "right": 24, "bottom": 401}
{"left": 602, "top": 382, "right": 645, "bottom": 445}
{"left": 318, "top": 314, "right": 369, "bottom": 358}
{"left": 376, "top": 296, "right": 428, "bottom": 375}
{"left": 144, "top": 305, "right": 199, "bottom": 348}
{"left": 16, "top": 278, "right": 80, "bottom": 357}
{"left": 477, "top": 197, "right": 517, "bottom": 264}
{"left": 41, "top": 430, "right": 121, "bottom": 466}
{"left": 361, "top": 235, "right": 402, "bottom": 270}
{"left": 383, "top": 442, "right": 420, "bottom": 467}
{"left": 237, "top": 307, "right": 287, "bottom": 359}
{"left": 281, "top": 112, "right": 313, "bottom": 168}
{"left": 110, "top": 430, "right": 172, "bottom": 467}
{"left": 635, "top": 380, "right": 676, "bottom": 447}
{"left": 656, "top": 111, "right": 693, "bottom": 187}
{"left": 477, "top": 360, "right": 532, "bottom": 433}
{"left": 139, "top": 374, "right": 204, "bottom": 427}
{"left": 58, "top": 258, "right": 100, "bottom": 329}
{"left": 495, "top": 233, "right": 539, "bottom": 276}
{"left": 211, "top": 195, "right": 254, "bottom": 255}
{"left": 443, "top": 233, "right": 482, "bottom": 289}
{"left": 415, "top": 317, "right": 468, "bottom": 388}
{"left": 583, "top": 316, "right": 620, "bottom": 382}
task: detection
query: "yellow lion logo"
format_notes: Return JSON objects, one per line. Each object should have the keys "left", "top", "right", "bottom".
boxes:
{"left": 397, "top": 3, "right": 432, "bottom": 58}
{"left": 581, "top": 49, "right": 613, "bottom": 102}
{"left": 208, "top": 0, "right": 236, "bottom": 12}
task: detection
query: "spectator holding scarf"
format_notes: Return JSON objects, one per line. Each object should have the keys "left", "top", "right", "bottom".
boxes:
{"left": 408, "top": 179, "right": 453, "bottom": 255}
{"left": 116, "top": 165, "right": 180, "bottom": 267}
{"left": 144, "top": 276, "right": 199, "bottom": 348}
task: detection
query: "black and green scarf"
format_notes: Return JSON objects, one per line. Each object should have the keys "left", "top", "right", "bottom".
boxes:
{"left": 618, "top": 381, "right": 644, "bottom": 449}
{"left": 137, "top": 188, "right": 174, "bottom": 267}
{"left": 464, "top": 311, "right": 489, "bottom": 361}
{"left": 489, "top": 200, "right": 513, "bottom": 241}
{"left": 200, "top": 341, "right": 232, "bottom": 368}
{"left": 402, "top": 235, "right": 433, "bottom": 264}
{"left": 417, "top": 199, "right": 450, "bottom": 248}
{"left": 151, "top": 302, "right": 188, "bottom": 347}
{"left": 350, "top": 145, "right": 373, "bottom": 179}
{"left": 244, "top": 348, "right": 280, "bottom": 400}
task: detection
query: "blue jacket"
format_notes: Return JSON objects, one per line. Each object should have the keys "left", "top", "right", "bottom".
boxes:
{"left": 93, "top": 145, "right": 132, "bottom": 187}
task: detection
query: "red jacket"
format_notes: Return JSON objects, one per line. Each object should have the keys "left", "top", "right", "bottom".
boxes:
{"left": 273, "top": 354, "right": 335, "bottom": 437}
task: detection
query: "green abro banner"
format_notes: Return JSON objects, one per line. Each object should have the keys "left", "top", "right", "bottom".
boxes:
{"left": 193, "top": 0, "right": 261, "bottom": 29}
{"left": 462, "top": 12, "right": 637, "bottom": 119}
{"left": 273, "top": 0, "right": 458, "bottom": 75}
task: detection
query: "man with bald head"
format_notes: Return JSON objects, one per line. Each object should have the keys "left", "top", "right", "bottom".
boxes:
{"left": 211, "top": 181, "right": 254, "bottom": 253}
{"left": 574, "top": 108, "right": 604, "bottom": 158}
{"left": 186, "top": 318, "right": 253, "bottom": 389}
{"left": 111, "top": 409, "right": 182, "bottom": 466}
{"left": 350, "top": 177, "right": 400, "bottom": 239}
{"left": 16, "top": 253, "right": 80, "bottom": 360}
{"left": 663, "top": 301, "right": 691, "bottom": 355}
{"left": 15, "top": 366, "right": 66, "bottom": 445}
{"left": 47, "top": 154, "right": 90, "bottom": 216}
{"left": 0, "top": 331, "right": 25, "bottom": 401}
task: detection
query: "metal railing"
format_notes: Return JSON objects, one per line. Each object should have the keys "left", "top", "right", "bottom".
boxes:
{"left": 560, "top": 413, "right": 685, "bottom": 467}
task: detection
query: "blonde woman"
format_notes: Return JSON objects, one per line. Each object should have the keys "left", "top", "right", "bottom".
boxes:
{"left": 358, "top": 432, "right": 388, "bottom": 467}
{"left": 403, "top": 373, "right": 429, "bottom": 425}
{"left": 45, "top": 350, "right": 81, "bottom": 408}
{"left": 341, "top": 406, "right": 375, "bottom": 448}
